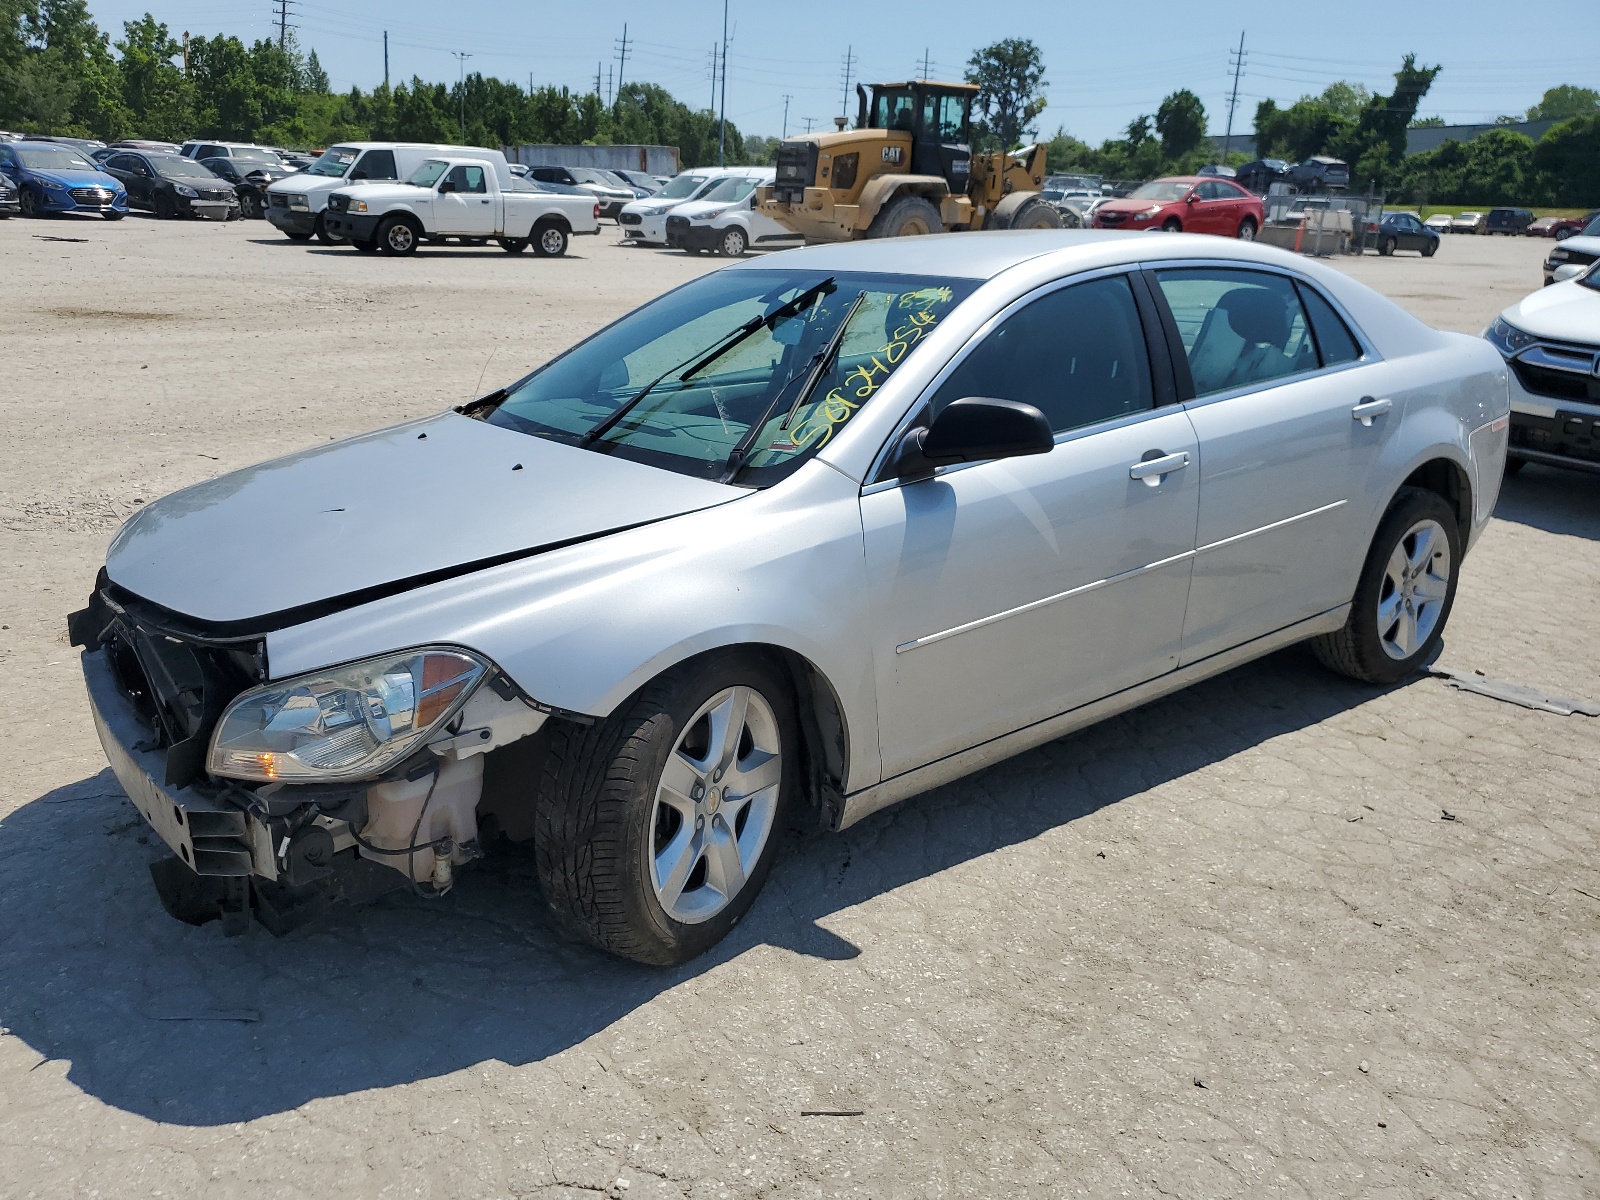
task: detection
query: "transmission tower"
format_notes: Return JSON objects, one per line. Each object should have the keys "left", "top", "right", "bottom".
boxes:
{"left": 274, "top": 0, "right": 295, "bottom": 50}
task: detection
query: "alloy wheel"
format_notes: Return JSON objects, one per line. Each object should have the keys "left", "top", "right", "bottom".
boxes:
{"left": 386, "top": 223, "right": 414, "bottom": 253}
{"left": 539, "top": 226, "right": 566, "bottom": 255}
{"left": 649, "top": 685, "right": 782, "bottom": 924}
{"left": 1376, "top": 518, "right": 1452, "bottom": 660}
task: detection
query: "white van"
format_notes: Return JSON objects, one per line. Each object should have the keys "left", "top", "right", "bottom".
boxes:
{"left": 617, "top": 167, "right": 769, "bottom": 246}
{"left": 264, "top": 143, "right": 513, "bottom": 244}
{"left": 663, "top": 169, "right": 799, "bottom": 257}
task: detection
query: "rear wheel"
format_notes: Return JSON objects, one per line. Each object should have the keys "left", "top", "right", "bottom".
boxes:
{"left": 1237, "top": 217, "right": 1257, "bottom": 241}
{"left": 718, "top": 226, "right": 748, "bottom": 257}
{"left": 1380, "top": 236, "right": 1397, "bottom": 256}
{"left": 533, "top": 651, "right": 795, "bottom": 965}
{"left": 314, "top": 213, "right": 346, "bottom": 245}
{"left": 869, "top": 194, "right": 942, "bottom": 238}
{"left": 376, "top": 215, "right": 419, "bottom": 255}
{"left": 534, "top": 221, "right": 569, "bottom": 257}
{"left": 1311, "top": 488, "right": 1461, "bottom": 685}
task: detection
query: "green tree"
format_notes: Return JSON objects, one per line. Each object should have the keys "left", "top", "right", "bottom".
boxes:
{"left": 302, "top": 47, "right": 327, "bottom": 93}
{"left": 115, "top": 13, "right": 192, "bottom": 139}
{"left": 1532, "top": 115, "right": 1600, "bottom": 206}
{"left": 1154, "top": 89, "right": 1206, "bottom": 159}
{"left": 964, "top": 37, "right": 1046, "bottom": 151}
{"left": 1526, "top": 85, "right": 1600, "bottom": 123}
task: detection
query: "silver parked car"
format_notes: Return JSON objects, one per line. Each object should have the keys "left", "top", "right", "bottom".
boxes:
{"left": 74, "top": 233, "right": 1509, "bottom": 963}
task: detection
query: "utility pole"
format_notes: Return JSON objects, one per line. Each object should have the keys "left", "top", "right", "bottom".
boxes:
{"left": 717, "top": 0, "right": 729, "bottom": 166}
{"left": 275, "top": 0, "right": 293, "bottom": 50}
{"left": 781, "top": 93, "right": 792, "bottom": 139}
{"left": 614, "top": 23, "right": 629, "bottom": 101}
{"left": 451, "top": 51, "right": 473, "bottom": 142}
{"left": 606, "top": 64, "right": 613, "bottom": 107}
{"left": 708, "top": 44, "right": 719, "bottom": 112}
{"left": 802, "top": 116, "right": 815, "bottom": 133}
{"left": 181, "top": 31, "right": 189, "bottom": 73}
{"left": 382, "top": 31, "right": 389, "bottom": 90}
{"left": 596, "top": 62, "right": 603, "bottom": 98}
{"left": 919, "top": 47, "right": 931, "bottom": 80}
{"left": 1223, "top": 30, "right": 1246, "bottom": 160}
{"left": 839, "top": 45, "right": 857, "bottom": 120}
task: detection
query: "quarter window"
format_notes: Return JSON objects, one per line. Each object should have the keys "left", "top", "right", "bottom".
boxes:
{"left": 1296, "top": 283, "right": 1363, "bottom": 367}
{"left": 929, "top": 275, "right": 1155, "bottom": 435}
{"left": 1155, "top": 269, "right": 1318, "bottom": 396}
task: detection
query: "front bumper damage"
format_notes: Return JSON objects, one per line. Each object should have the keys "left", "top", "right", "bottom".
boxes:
{"left": 72, "top": 580, "right": 549, "bottom": 936}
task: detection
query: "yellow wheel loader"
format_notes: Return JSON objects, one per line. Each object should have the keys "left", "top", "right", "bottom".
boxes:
{"left": 757, "top": 80, "right": 1062, "bottom": 242}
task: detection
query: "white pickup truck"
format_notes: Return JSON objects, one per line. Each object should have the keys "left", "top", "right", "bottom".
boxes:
{"left": 322, "top": 158, "right": 601, "bottom": 256}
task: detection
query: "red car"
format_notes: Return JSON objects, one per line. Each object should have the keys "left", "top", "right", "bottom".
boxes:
{"left": 1091, "top": 175, "right": 1264, "bottom": 240}
{"left": 1548, "top": 210, "right": 1600, "bottom": 240}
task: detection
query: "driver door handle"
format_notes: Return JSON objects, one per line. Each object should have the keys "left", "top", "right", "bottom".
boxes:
{"left": 1352, "top": 397, "right": 1392, "bottom": 426}
{"left": 1129, "top": 451, "right": 1190, "bottom": 486}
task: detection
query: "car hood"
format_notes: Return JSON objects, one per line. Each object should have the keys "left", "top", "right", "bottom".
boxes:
{"left": 105, "top": 411, "right": 745, "bottom": 626}
{"left": 30, "top": 168, "right": 119, "bottom": 189}
{"left": 328, "top": 183, "right": 430, "bottom": 205}
{"left": 1097, "top": 197, "right": 1171, "bottom": 214}
{"left": 625, "top": 197, "right": 688, "bottom": 216}
{"left": 1549, "top": 235, "right": 1600, "bottom": 258}
{"left": 1503, "top": 274, "right": 1600, "bottom": 345}
{"left": 670, "top": 199, "right": 734, "bottom": 221}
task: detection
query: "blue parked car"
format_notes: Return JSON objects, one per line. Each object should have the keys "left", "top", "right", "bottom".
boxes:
{"left": 0, "top": 140, "right": 127, "bottom": 219}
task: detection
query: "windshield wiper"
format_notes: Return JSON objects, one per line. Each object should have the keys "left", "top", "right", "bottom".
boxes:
{"left": 720, "top": 290, "right": 866, "bottom": 484}
{"left": 577, "top": 276, "right": 836, "bottom": 449}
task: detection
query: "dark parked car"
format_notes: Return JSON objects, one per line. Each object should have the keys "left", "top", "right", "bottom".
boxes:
{"left": 0, "top": 169, "right": 19, "bottom": 216}
{"left": 1486, "top": 207, "right": 1534, "bottom": 235}
{"left": 1235, "top": 158, "right": 1290, "bottom": 194}
{"left": 1375, "top": 211, "right": 1439, "bottom": 257}
{"left": 200, "top": 155, "right": 291, "bottom": 218}
{"left": 1288, "top": 155, "right": 1350, "bottom": 192}
{"left": 100, "top": 151, "right": 241, "bottom": 220}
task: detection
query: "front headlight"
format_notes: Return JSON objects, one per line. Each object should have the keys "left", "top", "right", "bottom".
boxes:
{"left": 350, "top": 199, "right": 368, "bottom": 212}
{"left": 699, "top": 205, "right": 728, "bottom": 219}
{"left": 1549, "top": 248, "right": 1569, "bottom": 261}
{"left": 40, "top": 178, "right": 65, "bottom": 191}
{"left": 287, "top": 193, "right": 309, "bottom": 211}
{"left": 174, "top": 184, "right": 198, "bottom": 198}
{"left": 1484, "top": 316, "right": 1537, "bottom": 358}
{"left": 208, "top": 647, "right": 489, "bottom": 782}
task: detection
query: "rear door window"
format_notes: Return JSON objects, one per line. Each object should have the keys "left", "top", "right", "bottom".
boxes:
{"left": 1155, "top": 268, "right": 1318, "bottom": 396}
{"left": 929, "top": 275, "right": 1155, "bottom": 435}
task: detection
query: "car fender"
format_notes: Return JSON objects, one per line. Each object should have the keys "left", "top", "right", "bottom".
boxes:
{"left": 264, "top": 461, "right": 884, "bottom": 793}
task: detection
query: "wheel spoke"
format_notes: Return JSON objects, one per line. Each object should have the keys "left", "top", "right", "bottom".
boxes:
{"left": 1412, "top": 571, "right": 1449, "bottom": 604}
{"left": 1406, "top": 525, "right": 1436, "bottom": 572}
{"left": 704, "top": 818, "right": 745, "bottom": 899}
{"left": 708, "top": 686, "right": 751, "bottom": 773}
{"left": 654, "top": 825, "right": 703, "bottom": 912}
{"left": 1396, "top": 605, "right": 1418, "bottom": 656}
{"left": 1385, "top": 543, "right": 1409, "bottom": 589}
{"left": 726, "top": 748, "right": 780, "bottom": 802}
{"left": 1377, "top": 589, "right": 1404, "bottom": 635}
{"left": 657, "top": 751, "right": 704, "bottom": 814}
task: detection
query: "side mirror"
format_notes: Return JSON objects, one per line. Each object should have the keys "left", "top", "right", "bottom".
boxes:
{"left": 894, "top": 396, "right": 1054, "bottom": 481}
{"left": 1186, "top": 192, "right": 1198, "bottom": 203}
{"left": 437, "top": 179, "right": 455, "bottom": 194}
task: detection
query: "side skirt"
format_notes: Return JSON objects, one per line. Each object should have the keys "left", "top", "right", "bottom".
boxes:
{"left": 835, "top": 604, "right": 1350, "bottom": 831}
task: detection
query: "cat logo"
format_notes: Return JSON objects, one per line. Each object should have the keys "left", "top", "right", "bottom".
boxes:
{"left": 881, "top": 146, "right": 904, "bottom": 165}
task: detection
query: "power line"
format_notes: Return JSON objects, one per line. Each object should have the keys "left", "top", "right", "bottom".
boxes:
{"left": 1223, "top": 30, "right": 1246, "bottom": 158}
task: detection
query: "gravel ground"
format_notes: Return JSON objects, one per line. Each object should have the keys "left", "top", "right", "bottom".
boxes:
{"left": 1, "top": 217, "right": 1596, "bottom": 1200}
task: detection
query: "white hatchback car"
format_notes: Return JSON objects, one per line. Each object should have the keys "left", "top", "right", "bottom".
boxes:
{"left": 619, "top": 168, "right": 761, "bottom": 246}
{"left": 664, "top": 171, "right": 801, "bottom": 257}
{"left": 75, "top": 232, "right": 1508, "bottom": 963}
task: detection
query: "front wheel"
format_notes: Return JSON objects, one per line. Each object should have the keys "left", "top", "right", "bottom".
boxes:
{"left": 1422, "top": 241, "right": 1437, "bottom": 257}
{"left": 1236, "top": 217, "right": 1257, "bottom": 241}
{"left": 533, "top": 651, "right": 795, "bottom": 965}
{"left": 1311, "top": 487, "right": 1461, "bottom": 685}
{"left": 352, "top": 238, "right": 379, "bottom": 253}
{"left": 534, "top": 221, "right": 569, "bottom": 257}
{"left": 718, "top": 226, "right": 748, "bottom": 257}
{"left": 1161, "top": 217, "right": 1182, "bottom": 232}
{"left": 153, "top": 192, "right": 175, "bottom": 220}
{"left": 869, "top": 194, "right": 942, "bottom": 238}
{"left": 314, "top": 213, "right": 346, "bottom": 245}
{"left": 240, "top": 193, "right": 260, "bottom": 219}
{"left": 376, "top": 216, "right": 419, "bottom": 255}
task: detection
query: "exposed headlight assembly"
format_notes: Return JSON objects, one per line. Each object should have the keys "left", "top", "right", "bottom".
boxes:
{"left": 174, "top": 184, "right": 199, "bottom": 198}
{"left": 208, "top": 647, "right": 489, "bottom": 782}
{"left": 1484, "top": 315, "right": 1537, "bottom": 358}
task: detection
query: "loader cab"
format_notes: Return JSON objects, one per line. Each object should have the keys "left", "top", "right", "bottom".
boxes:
{"left": 858, "top": 81, "right": 974, "bottom": 192}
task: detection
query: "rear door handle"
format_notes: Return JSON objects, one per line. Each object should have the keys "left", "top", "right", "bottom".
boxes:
{"left": 1129, "top": 451, "right": 1190, "bottom": 486}
{"left": 1352, "top": 397, "right": 1392, "bottom": 426}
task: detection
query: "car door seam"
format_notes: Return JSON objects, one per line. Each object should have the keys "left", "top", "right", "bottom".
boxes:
{"left": 894, "top": 498, "right": 1345, "bottom": 654}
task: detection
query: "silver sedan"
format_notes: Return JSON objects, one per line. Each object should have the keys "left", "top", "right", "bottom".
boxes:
{"left": 74, "top": 232, "right": 1510, "bottom": 963}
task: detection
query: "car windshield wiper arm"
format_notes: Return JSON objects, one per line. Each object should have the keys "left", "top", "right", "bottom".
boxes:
{"left": 720, "top": 290, "right": 866, "bottom": 484}
{"left": 578, "top": 276, "right": 835, "bottom": 449}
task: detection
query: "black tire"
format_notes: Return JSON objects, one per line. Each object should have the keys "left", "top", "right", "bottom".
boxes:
{"left": 869, "top": 194, "right": 942, "bottom": 239}
{"left": 1503, "top": 455, "right": 1526, "bottom": 477}
{"left": 1311, "top": 487, "right": 1462, "bottom": 685}
{"left": 153, "top": 191, "right": 175, "bottom": 220}
{"left": 103, "top": 209, "right": 124, "bottom": 221}
{"left": 499, "top": 237, "right": 528, "bottom": 253}
{"left": 284, "top": 229, "right": 313, "bottom": 242}
{"left": 352, "top": 238, "right": 379, "bottom": 253}
{"left": 718, "top": 226, "right": 748, "bottom": 256}
{"left": 1380, "top": 236, "right": 1397, "bottom": 257}
{"left": 1555, "top": 227, "right": 1573, "bottom": 241}
{"left": 314, "top": 213, "right": 346, "bottom": 245}
{"left": 460, "top": 236, "right": 488, "bottom": 246}
{"left": 1237, "top": 217, "right": 1257, "bottom": 241}
{"left": 376, "top": 215, "right": 420, "bottom": 255}
{"left": 18, "top": 186, "right": 43, "bottom": 218}
{"left": 533, "top": 650, "right": 797, "bottom": 965}
{"left": 1007, "top": 196, "right": 1065, "bottom": 230}
{"left": 1161, "top": 217, "right": 1183, "bottom": 232}
{"left": 533, "top": 220, "right": 569, "bottom": 257}
{"left": 240, "top": 193, "right": 260, "bottom": 219}
{"left": 1422, "top": 241, "right": 1437, "bottom": 258}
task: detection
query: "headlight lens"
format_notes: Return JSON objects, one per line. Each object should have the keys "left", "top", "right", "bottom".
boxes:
{"left": 700, "top": 205, "right": 728, "bottom": 219}
{"left": 40, "top": 178, "right": 65, "bottom": 191}
{"left": 1484, "top": 315, "right": 1537, "bottom": 358}
{"left": 174, "top": 184, "right": 198, "bottom": 198}
{"left": 288, "top": 193, "right": 309, "bottom": 210}
{"left": 351, "top": 199, "right": 368, "bottom": 212}
{"left": 208, "top": 647, "right": 489, "bottom": 782}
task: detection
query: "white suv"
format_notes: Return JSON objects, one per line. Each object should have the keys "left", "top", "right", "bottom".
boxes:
{"left": 664, "top": 170, "right": 799, "bottom": 257}
{"left": 619, "top": 167, "right": 763, "bottom": 246}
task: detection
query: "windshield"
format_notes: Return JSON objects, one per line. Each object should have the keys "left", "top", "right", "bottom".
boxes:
{"left": 872, "top": 87, "right": 916, "bottom": 130}
{"left": 15, "top": 144, "right": 97, "bottom": 170}
{"left": 569, "top": 168, "right": 615, "bottom": 186}
{"left": 231, "top": 147, "right": 281, "bottom": 165}
{"left": 405, "top": 160, "right": 450, "bottom": 187}
{"left": 1584, "top": 216, "right": 1600, "bottom": 237}
{"left": 700, "top": 177, "right": 756, "bottom": 203}
{"left": 657, "top": 173, "right": 708, "bottom": 199}
{"left": 1129, "top": 180, "right": 1194, "bottom": 202}
{"left": 308, "top": 147, "right": 359, "bottom": 178}
{"left": 149, "top": 155, "right": 221, "bottom": 180}
{"left": 488, "top": 270, "right": 978, "bottom": 485}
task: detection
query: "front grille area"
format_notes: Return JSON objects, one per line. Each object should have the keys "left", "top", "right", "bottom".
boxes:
{"left": 1514, "top": 361, "right": 1600, "bottom": 403}
{"left": 1551, "top": 249, "right": 1598, "bottom": 269}
{"left": 1097, "top": 211, "right": 1126, "bottom": 225}
{"left": 199, "top": 188, "right": 232, "bottom": 202}
{"left": 70, "top": 187, "right": 113, "bottom": 205}
{"left": 773, "top": 140, "right": 818, "bottom": 204}
{"left": 665, "top": 214, "right": 689, "bottom": 246}
{"left": 1511, "top": 412, "right": 1600, "bottom": 464}
{"left": 619, "top": 211, "right": 641, "bottom": 225}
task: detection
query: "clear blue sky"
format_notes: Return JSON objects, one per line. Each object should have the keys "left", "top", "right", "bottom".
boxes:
{"left": 85, "top": 0, "right": 1600, "bottom": 145}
